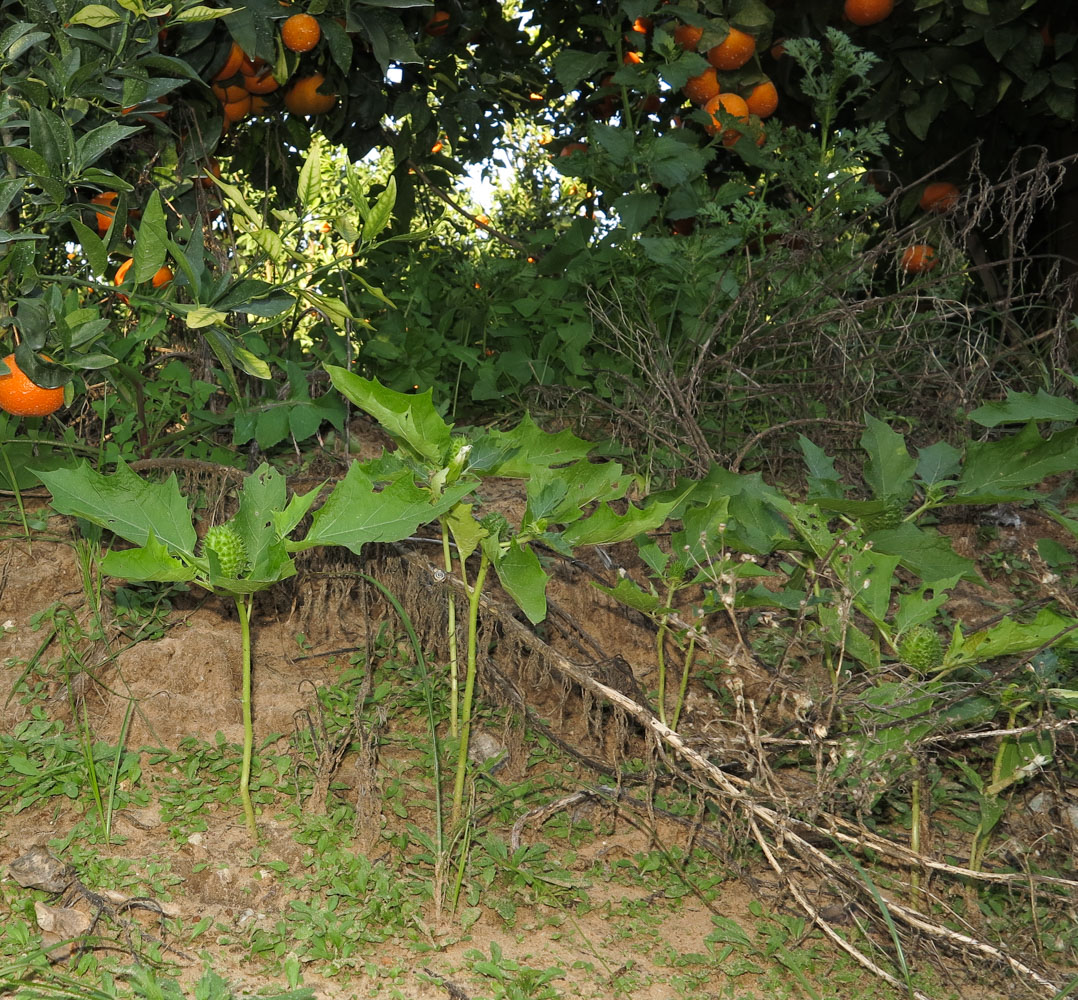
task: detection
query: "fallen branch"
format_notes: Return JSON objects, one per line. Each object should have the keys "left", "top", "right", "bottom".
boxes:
{"left": 425, "top": 558, "right": 1065, "bottom": 998}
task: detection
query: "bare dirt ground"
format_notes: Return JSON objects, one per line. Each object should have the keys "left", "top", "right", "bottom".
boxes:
{"left": 0, "top": 486, "right": 1072, "bottom": 1000}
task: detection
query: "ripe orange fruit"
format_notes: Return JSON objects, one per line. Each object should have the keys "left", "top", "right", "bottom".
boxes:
{"left": 284, "top": 73, "right": 337, "bottom": 115}
{"left": 707, "top": 27, "right": 755, "bottom": 70}
{"left": 560, "top": 142, "right": 588, "bottom": 157}
{"left": 424, "top": 10, "right": 449, "bottom": 35}
{"left": 212, "top": 82, "right": 248, "bottom": 104}
{"left": 243, "top": 61, "right": 279, "bottom": 94}
{"left": 900, "top": 244, "right": 938, "bottom": 274}
{"left": 844, "top": 0, "right": 894, "bottom": 27}
{"left": 114, "top": 258, "right": 173, "bottom": 299}
{"left": 91, "top": 191, "right": 118, "bottom": 234}
{"left": 704, "top": 92, "right": 749, "bottom": 145}
{"left": 673, "top": 23, "right": 703, "bottom": 51}
{"left": 683, "top": 66, "right": 720, "bottom": 105}
{"left": 745, "top": 79, "right": 778, "bottom": 118}
{"left": 222, "top": 94, "right": 252, "bottom": 127}
{"left": 199, "top": 158, "right": 223, "bottom": 188}
{"left": 213, "top": 41, "right": 246, "bottom": 81}
{"left": 626, "top": 16, "right": 652, "bottom": 40}
{"left": 281, "top": 12, "right": 321, "bottom": 52}
{"left": 623, "top": 50, "right": 644, "bottom": 65}
{"left": 919, "top": 181, "right": 959, "bottom": 213}
{"left": 0, "top": 353, "right": 64, "bottom": 417}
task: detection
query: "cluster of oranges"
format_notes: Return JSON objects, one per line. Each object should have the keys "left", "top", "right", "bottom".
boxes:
{"left": 899, "top": 182, "right": 960, "bottom": 274}
{"left": 671, "top": 22, "right": 776, "bottom": 148}
{"left": 210, "top": 11, "right": 336, "bottom": 130}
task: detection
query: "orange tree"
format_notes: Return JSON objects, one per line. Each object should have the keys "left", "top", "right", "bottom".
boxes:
{"left": 1, "top": 0, "right": 1073, "bottom": 467}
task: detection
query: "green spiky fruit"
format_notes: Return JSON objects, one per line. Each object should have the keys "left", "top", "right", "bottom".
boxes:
{"left": 898, "top": 625, "right": 944, "bottom": 672}
{"left": 203, "top": 523, "right": 248, "bottom": 578}
{"left": 863, "top": 495, "right": 906, "bottom": 531}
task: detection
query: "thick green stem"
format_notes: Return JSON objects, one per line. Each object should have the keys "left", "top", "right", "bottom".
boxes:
{"left": 441, "top": 519, "right": 460, "bottom": 739}
{"left": 451, "top": 548, "right": 490, "bottom": 828}
{"left": 670, "top": 630, "right": 697, "bottom": 733}
{"left": 0, "top": 443, "right": 29, "bottom": 543}
{"left": 910, "top": 755, "right": 921, "bottom": 907}
{"left": 235, "top": 593, "right": 258, "bottom": 841}
{"left": 656, "top": 580, "right": 677, "bottom": 726}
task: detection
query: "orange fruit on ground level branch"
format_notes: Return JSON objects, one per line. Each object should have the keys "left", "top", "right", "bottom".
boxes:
{"left": 745, "top": 79, "right": 778, "bottom": 118}
{"left": 900, "top": 244, "right": 938, "bottom": 273}
{"left": 281, "top": 12, "right": 321, "bottom": 53}
{"left": 920, "top": 181, "right": 959, "bottom": 213}
{"left": 0, "top": 353, "right": 64, "bottom": 417}
{"left": 424, "top": 10, "right": 449, "bottom": 35}
{"left": 707, "top": 27, "right": 755, "bottom": 70}
{"left": 704, "top": 92, "right": 749, "bottom": 145}
{"left": 844, "top": 0, "right": 894, "bottom": 27}
{"left": 683, "top": 66, "right": 719, "bottom": 105}
{"left": 673, "top": 23, "right": 703, "bottom": 51}
{"left": 91, "top": 191, "right": 117, "bottom": 234}
{"left": 284, "top": 73, "right": 337, "bottom": 115}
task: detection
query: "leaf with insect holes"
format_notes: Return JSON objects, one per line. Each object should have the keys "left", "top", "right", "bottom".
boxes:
{"left": 847, "top": 548, "right": 902, "bottom": 620}
{"left": 893, "top": 577, "right": 960, "bottom": 634}
{"left": 37, "top": 461, "right": 197, "bottom": 555}
{"left": 861, "top": 413, "right": 916, "bottom": 502}
{"left": 325, "top": 365, "right": 452, "bottom": 466}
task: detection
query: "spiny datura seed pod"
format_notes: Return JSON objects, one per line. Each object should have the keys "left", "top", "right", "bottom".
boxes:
{"left": 898, "top": 625, "right": 944, "bottom": 672}
{"left": 202, "top": 523, "right": 248, "bottom": 578}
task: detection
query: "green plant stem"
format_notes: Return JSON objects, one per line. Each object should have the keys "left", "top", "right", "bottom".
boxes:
{"left": 105, "top": 699, "right": 134, "bottom": 845}
{"left": 656, "top": 580, "right": 677, "bottom": 726}
{"left": 441, "top": 519, "right": 460, "bottom": 739}
{"left": 909, "top": 754, "right": 921, "bottom": 908}
{"left": 451, "top": 547, "right": 490, "bottom": 829}
{"left": 235, "top": 593, "right": 258, "bottom": 841}
{"left": 670, "top": 630, "right": 696, "bottom": 732}
{"left": 0, "top": 443, "right": 29, "bottom": 542}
